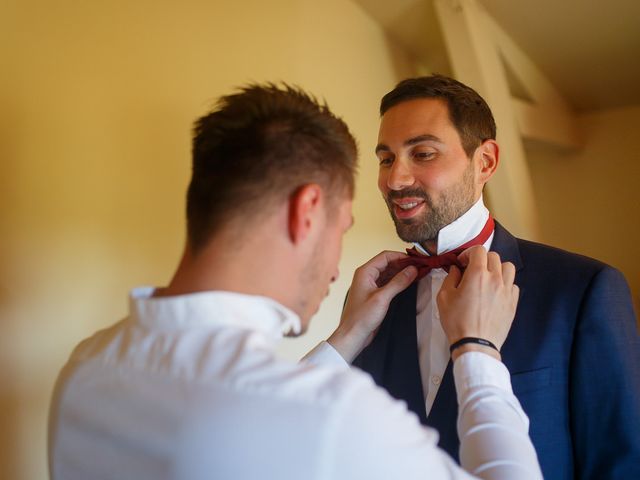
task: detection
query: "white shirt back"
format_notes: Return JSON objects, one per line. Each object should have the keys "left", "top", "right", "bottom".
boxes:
{"left": 49, "top": 287, "right": 541, "bottom": 480}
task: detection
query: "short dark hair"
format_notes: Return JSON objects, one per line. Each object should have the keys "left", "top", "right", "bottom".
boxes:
{"left": 187, "top": 83, "right": 357, "bottom": 252}
{"left": 380, "top": 74, "right": 496, "bottom": 158}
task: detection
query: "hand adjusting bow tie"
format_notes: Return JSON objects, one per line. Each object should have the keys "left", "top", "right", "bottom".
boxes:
{"left": 376, "top": 216, "right": 495, "bottom": 287}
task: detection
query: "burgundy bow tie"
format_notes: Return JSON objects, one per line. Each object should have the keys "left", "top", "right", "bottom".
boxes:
{"left": 376, "top": 216, "right": 495, "bottom": 287}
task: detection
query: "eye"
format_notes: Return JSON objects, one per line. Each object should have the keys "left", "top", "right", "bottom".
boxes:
{"left": 413, "top": 150, "right": 436, "bottom": 161}
{"left": 378, "top": 156, "right": 394, "bottom": 167}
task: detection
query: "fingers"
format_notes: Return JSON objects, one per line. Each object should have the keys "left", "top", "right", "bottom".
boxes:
{"left": 487, "top": 251, "right": 501, "bottom": 272}
{"left": 441, "top": 265, "right": 462, "bottom": 292}
{"left": 511, "top": 284, "right": 520, "bottom": 308}
{"left": 460, "top": 248, "right": 515, "bottom": 286}
{"left": 457, "top": 245, "right": 487, "bottom": 269}
{"left": 456, "top": 246, "right": 486, "bottom": 290}
{"left": 364, "top": 250, "right": 409, "bottom": 270}
{"left": 456, "top": 247, "right": 472, "bottom": 267}
{"left": 377, "top": 266, "right": 417, "bottom": 302}
{"left": 358, "top": 250, "right": 412, "bottom": 288}
{"left": 501, "top": 261, "right": 516, "bottom": 287}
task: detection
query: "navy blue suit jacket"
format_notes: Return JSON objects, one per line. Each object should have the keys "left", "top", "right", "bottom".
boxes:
{"left": 353, "top": 221, "right": 640, "bottom": 479}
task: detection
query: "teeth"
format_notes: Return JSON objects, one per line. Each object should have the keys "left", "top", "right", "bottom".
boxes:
{"left": 399, "top": 202, "right": 418, "bottom": 210}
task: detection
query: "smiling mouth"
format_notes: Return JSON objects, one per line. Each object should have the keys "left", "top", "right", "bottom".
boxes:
{"left": 398, "top": 201, "right": 420, "bottom": 210}
{"left": 392, "top": 199, "right": 425, "bottom": 219}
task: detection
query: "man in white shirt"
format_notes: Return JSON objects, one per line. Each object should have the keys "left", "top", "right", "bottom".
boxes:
{"left": 48, "top": 83, "right": 542, "bottom": 479}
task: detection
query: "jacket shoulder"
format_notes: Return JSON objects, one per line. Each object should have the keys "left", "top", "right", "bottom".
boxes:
{"left": 494, "top": 221, "right": 627, "bottom": 286}
{"left": 516, "top": 238, "right": 607, "bottom": 270}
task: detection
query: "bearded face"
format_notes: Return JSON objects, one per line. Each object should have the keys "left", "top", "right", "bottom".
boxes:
{"left": 376, "top": 98, "right": 483, "bottom": 250}
{"left": 383, "top": 159, "right": 476, "bottom": 244}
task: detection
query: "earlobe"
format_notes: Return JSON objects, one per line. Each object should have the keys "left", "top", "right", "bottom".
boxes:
{"left": 288, "top": 184, "right": 323, "bottom": 244}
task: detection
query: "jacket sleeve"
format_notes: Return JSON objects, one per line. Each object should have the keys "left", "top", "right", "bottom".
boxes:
{"left": 570, "top": 266, "right": 640, "bottom": 478}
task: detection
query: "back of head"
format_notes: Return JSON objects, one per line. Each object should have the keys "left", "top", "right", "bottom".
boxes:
{"left": 187, "top": 83, "right": 358, "bottom": 252}
{"left": 380, "top": 74, "right": 496, "bottom": 158}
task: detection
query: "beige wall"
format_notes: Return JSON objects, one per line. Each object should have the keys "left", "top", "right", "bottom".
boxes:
{"left": 0, "top": 1, "right": 414, "bottom": 477}
{"left": 527, "top": 104, "right": 640, "bottom": 314}
{"left": 8, "top": 2, "right": 635, "bottom": 478}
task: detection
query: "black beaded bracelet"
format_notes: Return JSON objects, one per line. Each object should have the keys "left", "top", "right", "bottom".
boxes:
{"left": 449, "top": 337, "right": 499, "bottom": 354}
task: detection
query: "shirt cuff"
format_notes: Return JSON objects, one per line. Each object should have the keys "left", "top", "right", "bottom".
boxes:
{"left": 301, "top": 341, "right": 350, "bottom": 370}
{"left": 453, "top": 351, "right": 513, "bottom": 404}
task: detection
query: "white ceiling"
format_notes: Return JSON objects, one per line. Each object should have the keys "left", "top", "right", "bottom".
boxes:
{"left": 353, "top": 0, "right": 640, "bottom": 112}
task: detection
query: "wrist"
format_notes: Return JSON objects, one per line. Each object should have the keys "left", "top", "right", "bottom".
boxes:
{"left": 326, "top": 325, "right": 369, "bottom": 363}
{"left": 451, "top": 343, "right": 501, "bottom": 362}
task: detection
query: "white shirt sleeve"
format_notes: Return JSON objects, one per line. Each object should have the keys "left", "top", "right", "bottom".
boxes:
{"left": 324, "top": 351, "right": 543, "bottom": 480}
{"left": 454, "top": 352, "right": 542, "bottom": 479}
{"left": 301, "top": 341, "right": 350, "bottom": 370}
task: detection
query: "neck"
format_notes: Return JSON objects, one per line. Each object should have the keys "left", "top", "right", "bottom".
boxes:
{"left": 416, "top": 195, "right": 489, "bottom": 255}
{"left": 155, "top": 225, "right": 301, "bottom": 314}
{"left": 420, "top": 240, "right": 438, "bottom": 255}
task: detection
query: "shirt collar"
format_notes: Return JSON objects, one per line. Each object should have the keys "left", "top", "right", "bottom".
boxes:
{"left": 413, "top": 196, "right": 491, "bottom": 255}
{"left": 128, "top": 287, "right": 302, "bottom": 341}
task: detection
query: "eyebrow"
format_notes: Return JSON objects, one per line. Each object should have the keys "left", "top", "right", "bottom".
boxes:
{"left": 375, "top": 134, "right": 443, "bottom": 154}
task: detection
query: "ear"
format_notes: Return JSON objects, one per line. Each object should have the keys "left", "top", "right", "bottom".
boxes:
{"left": 288, "top": 184, "right": 324, "bottom": 244}
{"left": 475, "top": 139, "right": 499, "bottom": 185}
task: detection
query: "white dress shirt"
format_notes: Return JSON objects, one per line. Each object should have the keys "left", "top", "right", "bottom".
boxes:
{"left": 49, "top": 286, "right": 541, "bottom": 480}
{"left": 414, "top": 196, "right": 494, "bottom": 414}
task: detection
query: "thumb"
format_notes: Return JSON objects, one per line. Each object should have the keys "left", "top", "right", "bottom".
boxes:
{"left": 377, "top": 266, "right": 417, "bottom": 302}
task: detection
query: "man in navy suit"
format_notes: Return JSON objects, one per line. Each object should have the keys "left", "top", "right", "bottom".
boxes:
{"left": 324, "top": 75, "right": 640, "bottom": 479}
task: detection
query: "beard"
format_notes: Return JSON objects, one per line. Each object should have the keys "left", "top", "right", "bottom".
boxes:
{"left": 384, "top": 162, "right": 476, "bottom": 244}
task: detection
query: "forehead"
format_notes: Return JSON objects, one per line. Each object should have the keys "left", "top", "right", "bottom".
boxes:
{"left": 378, "top": 98, "right": 455, "bottom": 142}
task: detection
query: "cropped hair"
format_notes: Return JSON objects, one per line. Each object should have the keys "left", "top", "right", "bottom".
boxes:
{"left": 380, "top": 74, "right": 496, "bottom": 158}
{"left": 187, "top": 83, "right": 357, "bottom": 251}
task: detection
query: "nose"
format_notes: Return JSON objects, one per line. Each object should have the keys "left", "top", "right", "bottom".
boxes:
{"left": 386, "top": 158, "right": 415, "bottom": 191}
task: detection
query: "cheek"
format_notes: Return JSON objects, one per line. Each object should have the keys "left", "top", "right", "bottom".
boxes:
{"left": 377, "top": 169, "right": 388, "bottom": 192}
{"left": 328, "top": 237, "right": 341, "bottom": 268}
{"left": 335, "top": 240, "right": 343, "bottom": 266}
{"left": 416, "top": 165, "right": 461, "bottom": 190}
{"left": 326, "top": 234, "right": 342, "bottom": 276}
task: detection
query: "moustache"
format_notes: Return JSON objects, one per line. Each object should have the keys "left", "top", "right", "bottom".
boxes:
{"left": 386, "top": 188, "right": 428, "bottom": 201}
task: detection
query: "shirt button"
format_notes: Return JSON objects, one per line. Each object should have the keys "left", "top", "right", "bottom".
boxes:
{"left": 432, "top": 375, "right": 441, "bottom": 386}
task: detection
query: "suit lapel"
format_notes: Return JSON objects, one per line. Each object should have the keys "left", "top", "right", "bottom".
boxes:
{"left": 489, "top": 221, "right": 527, "bottom": 369}
{"left": 382, "top": 282, "right": 429, "bottom": 424}
{"left": 490, "top": 221, "right": 523, "bottom": 271}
